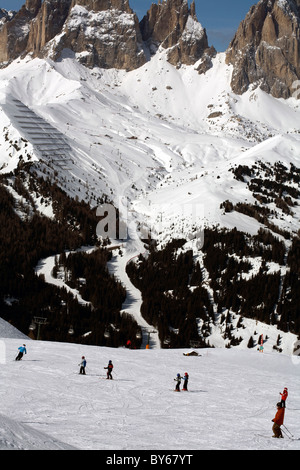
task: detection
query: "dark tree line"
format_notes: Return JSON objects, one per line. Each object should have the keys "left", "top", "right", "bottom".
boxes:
{"left": 1, "top": 157, "right": 299, "bottom": 350}
{"left": 276, "top": 237, "right": 300, "bottom": 334}
{"left": 228, "top": 160, "right": 300, "bottom": 240}
{"left": 202, "top": 227, "right": 285, "bottom": 323}
{"left": 54, "top": 248, "right": 142, "bottom": 348}
{"left": 126, "top": 225, "right": 300, "bottom": 348}
{"left": 126, "top": 239, "right": 212, "bottom": 348}
{"left": 0, "top": 171, "right": 141, "bottom": 347}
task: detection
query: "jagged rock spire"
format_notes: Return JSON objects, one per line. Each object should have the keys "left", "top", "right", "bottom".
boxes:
{"left": 25, "top": 0, "right": 42, "bottom": 14}
{"left": 226, "top": 0, "right": 300, "bottom": 99}
{"left": 140, "top": 0, "right": 214, "bottom": 67}
{"left": 0, "top": 0, "right": 41, "bottom": 63}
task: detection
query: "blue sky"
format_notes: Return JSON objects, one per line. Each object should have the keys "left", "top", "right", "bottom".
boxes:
{"left": 1, "top": 0, "right": 256, "bottom": 51}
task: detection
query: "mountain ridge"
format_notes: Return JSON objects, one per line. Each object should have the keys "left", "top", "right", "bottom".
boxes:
{"left": 0, "top": 0, "right": 215, "bottom": 74}
{"left": 1, "top": 0, "right": 300, "bottom": 98}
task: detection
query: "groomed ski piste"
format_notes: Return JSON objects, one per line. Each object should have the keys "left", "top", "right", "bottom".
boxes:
{"left": 1, "top": 316, "right": 300, "bottom": 450}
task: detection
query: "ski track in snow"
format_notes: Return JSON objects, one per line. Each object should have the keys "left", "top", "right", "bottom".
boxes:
{"left": 107, "top": 241, "right": 160, "bottom": 349}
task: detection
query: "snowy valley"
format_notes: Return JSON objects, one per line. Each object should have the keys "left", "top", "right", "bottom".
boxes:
{"left": 0, "top": 50, "right": 299, "bottom": 351}
{"left": 0, "top": 0, "right": 300, "bottom": 451}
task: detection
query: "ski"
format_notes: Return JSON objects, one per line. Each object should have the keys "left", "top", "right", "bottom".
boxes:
{"left": 255, "top": 433, "right": 271, "bottom": 439}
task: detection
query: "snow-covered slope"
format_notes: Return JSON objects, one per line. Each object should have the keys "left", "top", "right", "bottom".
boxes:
{"left": 0, "top": 51, "right": 299, "bottom": 245}
{"left": 0, "top": 50, "right": 299, "bottom": 353}
{"left": 1, "top": 322, "right": 300, "bottom": 450}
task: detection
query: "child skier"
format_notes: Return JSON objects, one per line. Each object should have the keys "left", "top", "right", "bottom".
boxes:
{"left": 272, "top": 402, "right": 285, "bottom": 438}
{"left": 79, "top": 356, "right": 87, "bottom": 375}
{"left": 104, "top": 360, "right": 113, "bottom": 379}
{"left": 15, "top": 344, "right": 27, "bottom": 361}
{"left": 280, "top": 387, "right": 288, "bottom": 408}
{"left": 182, "top": 372, "right": 189, "bottom": 391}
{"left": 174, "top": 373, "right": 182, "bottom": 392}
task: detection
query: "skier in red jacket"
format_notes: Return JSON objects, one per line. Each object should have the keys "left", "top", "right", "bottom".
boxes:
{"left": 104, "top": 360, "right": 113, "bottom": 379}
{"left": 280, "top": 387, "right": 288, "bottom": 408}
{"left": 182, "top": 372, "right": 189, "bottom": 391}
{"left": 272, "top": 402, "right": 285, "bottom": 438}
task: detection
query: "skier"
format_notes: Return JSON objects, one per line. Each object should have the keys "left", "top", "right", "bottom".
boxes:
{"left": 79, "top": 356, "right": 87, "bottom": 375}
{"left": 272, "top": 402, "right": 285, "bottom": 438}
{"left": 15, "top": 344, "right": 27, "bottom": 361}
{"left": 182, "top": 372, "right": 189, "bottom": 391}
{"left": 280, "top": 387, "right": 288, "bottom": 408}
{"left": 104, "top": 360, "right": 113, "bottom": 379}
{"left": 174, "top": 373, "right": 182, "bottom": 392}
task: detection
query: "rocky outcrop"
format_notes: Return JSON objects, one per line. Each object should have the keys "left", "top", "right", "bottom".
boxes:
{"left": 0, "top": 0, "right": 214, "bottom": 72}
{"left": 0, "top": 0, "right": 41, "bottom": 64}
{"left": 50, "top": 0, "right": 146, "bottom": 70}
{"left": 26, "top": 0, "right": 71, "bottom": 56}
{"left": 71, "top": 0, "right": 132, "bottom": 13}
{"left": 226, "top": 0, "right": 300, "bottom": 99}
{"left": 0, "top": 9, "right": 17, "bottom": 25}
{"left": 140, "top": 0, "right": 215, "bottom": 68}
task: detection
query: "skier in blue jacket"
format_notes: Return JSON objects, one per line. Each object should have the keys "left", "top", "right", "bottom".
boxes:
{"left": 174, "top": 373, "right": 183, "bottom": 392}
{"left": 15, "top": 344, "right": 27, "bottom": 361}
{"left": 79, "top": 356, "right": 87, "bottom": 375}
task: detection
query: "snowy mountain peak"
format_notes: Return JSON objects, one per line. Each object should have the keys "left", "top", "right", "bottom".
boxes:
{"left": 139, "top": 0, "right": 214, "bottom": 67}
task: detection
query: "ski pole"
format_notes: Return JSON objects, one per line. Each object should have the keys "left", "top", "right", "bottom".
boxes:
{"left": 282, "top": 424, "right": 294, "bottom": 437}
{"left": 281, "top": 427, "right": 292, "bottom": 439}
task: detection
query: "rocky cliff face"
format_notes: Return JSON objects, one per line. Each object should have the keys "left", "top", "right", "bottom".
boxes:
{"left": 0, "top": 0, "right": 146, "bottom": 70}
{"left": 0, "top": 0, "right": 214, "bottom": 72}
{"left": 1, "top": 0, "right": 299, "bottom": 99}
{"left": 140, "top": 0, "right": 215, "bottom": 67}
{"left": 0, "top": 0, "right": 41, "bottom": 64}
{"left": 26, "top": 0, "right": 71, "bottom": 56}
{"left": 45, "top": 0, "right": 146, "bottom": 70}
{"left": 226, "top": 0, "right": 300, "bottom": 99}
{"left": 0, "top": 9, "right": 16, "bottom": 24}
